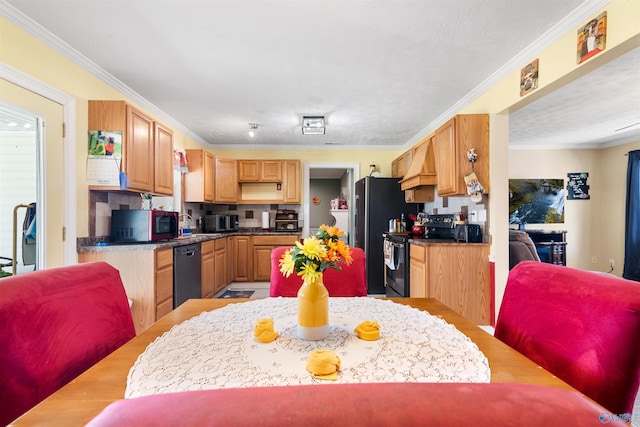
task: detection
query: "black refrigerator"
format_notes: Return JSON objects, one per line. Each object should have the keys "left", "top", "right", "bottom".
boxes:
{"left": 354, "top": 176, "right": 416, "bottom": 294}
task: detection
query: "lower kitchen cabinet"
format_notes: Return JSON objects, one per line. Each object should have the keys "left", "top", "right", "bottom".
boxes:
{"left": 233, "top": 236, "right": 252, "bottom": 282}
{"left": 201, "top": 241, "right": 215, "bottom": 298}
{"left": 252, "top": 235, "right": 299, "bottom": 282}
{"left": 409, "top": 244, "right": 427, "bottom": 298}
{"left": 214, "top": 238, "right": 227, "bottom": 293}
{"left": 78, "top": 247, "right": 173, "bottom": 334}
{"left": 409, "top": 243, "right": 490, "bottom": 324}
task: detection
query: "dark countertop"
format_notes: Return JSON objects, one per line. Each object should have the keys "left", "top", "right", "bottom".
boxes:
{"left": 409, "top": 238, "right": 489, "bottom": 246}
{"left": 77, "top": 229, "right": 301, "bottom": 253}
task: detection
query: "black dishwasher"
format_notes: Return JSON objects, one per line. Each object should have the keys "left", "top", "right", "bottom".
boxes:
{"left": 173, "top": 243, "right": 202, "bottom": 308}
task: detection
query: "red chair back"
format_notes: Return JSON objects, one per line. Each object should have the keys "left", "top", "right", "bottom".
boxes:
{"left": 270, "top": 246, "right": 367, "bottom": 297}
{"left": 495, "top": 261, "right": 640, "bottom": 414}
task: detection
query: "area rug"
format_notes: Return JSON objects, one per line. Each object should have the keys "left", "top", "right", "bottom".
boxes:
{"left": 217, "top": 290, "right": 255, "bottom": 299}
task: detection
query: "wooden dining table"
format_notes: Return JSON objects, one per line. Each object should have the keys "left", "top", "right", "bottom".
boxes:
{"left": 11, "top": 298, "right": 575, "bottom": 426}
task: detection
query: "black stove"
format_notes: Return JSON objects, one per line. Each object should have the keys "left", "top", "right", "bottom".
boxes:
{"left": 424, "top": 214, "right": 455, "bottom": 240}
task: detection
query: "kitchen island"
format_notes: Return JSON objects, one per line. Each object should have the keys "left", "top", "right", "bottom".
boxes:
{"left": 408, "top": 239, "right": 491, "bottom": 325}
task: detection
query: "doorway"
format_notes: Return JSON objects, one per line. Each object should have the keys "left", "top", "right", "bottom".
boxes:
{"left": 303, "top": 162, "right": 360, "bottom": 245}
{"left": 0, "top": 77, "right": 66, "bottom": 274}
{"left": 0, "top": 104, "right": 39, "bottom": 275}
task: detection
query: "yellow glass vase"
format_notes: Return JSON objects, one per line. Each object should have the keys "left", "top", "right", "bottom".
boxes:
{"left": 296, "top": 274, "right": 330, "bottom": 340}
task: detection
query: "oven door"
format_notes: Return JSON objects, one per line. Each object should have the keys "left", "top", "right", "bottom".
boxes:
{"left": 384, "top": 236, "right": 409, "bottom": 297}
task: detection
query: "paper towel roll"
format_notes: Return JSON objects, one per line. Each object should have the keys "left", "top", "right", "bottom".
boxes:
{"left": 262, "top": 211, "right": 270, "bottom": 230}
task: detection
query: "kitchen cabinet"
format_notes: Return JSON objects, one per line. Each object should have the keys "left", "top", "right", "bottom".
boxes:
{"left": 78, "top": 247, "right": 173, "bottom": 334}
{"left": 405, "top": 186, "right": 434, "bottom": 203}
{"left": 226, "top": 236, "right": 234, "bottom": 285}
{"left": 201, "top": 240, "right": 215, "bottom": 298}
{"left": 409, "top": 244, "right": 427, "bottom": 297}
{"left": 184, "top": 149, "right": 214, "bottom": 202}
{"left": 282, "top": 160, "right": 301, "bottom": 203}
{"left": 88, "top": 100, "right": 173, "bottom": 195}
{"left": 391, "top": 150, "right": 412, "bottom": 178}
{"left": 238, "top": 160, "right": 282, "bottom": 182}
{"left": 233, "top": 235, "right": 252, "bottom": 282}
{"left": 215, "top": 157, "right": 238, "bottom": 203}
{"left": 153, "top": 122, "right": 174, "bottom": 195}
{"left": 252, "top": 235, "right": 299, "bottom": 282}
{"left": 433, "top": 114, "right": 489, "bottom": 196}
{"left": 214, "top": 237, "right": 227, "bottom": 294}
{"left": 408, "top": 242, "right": 490, "bottom": 324}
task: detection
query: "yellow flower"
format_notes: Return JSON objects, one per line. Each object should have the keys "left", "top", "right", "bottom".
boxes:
{"left": 296, "top": 236, "right": 327, "bottom": 261}
{"left": 279, "top": 249, "right": 295, "bottom": 277}
{"left": 300, "top": 263, "right": 322, "bottom": 283}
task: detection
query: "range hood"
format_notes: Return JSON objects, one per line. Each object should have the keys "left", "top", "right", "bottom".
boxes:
{"left": 399, "top": 139, "right": 437, "bottom": 190}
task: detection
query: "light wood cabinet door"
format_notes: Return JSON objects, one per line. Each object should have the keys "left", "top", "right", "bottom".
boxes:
{"left": 283, "top": 160, "right": 301, "bottom": 203}
{"left": 155, "top": 249, "right": 174, "bottom": 321}
{"left": 215, "top": 157, "right": 238, "bottom": 203}
{"left": 427, "top": 244, "right": 490, "bottom": 325}
{"left": 226, "top": 237, "right": 234, "bottom": 285}
{"left": 153, "top": 122, "right": 174, "bottom": 195}
{"left": 125, "top": 105, "right": 154, "bottom": 193}
{"left": 434, "top": 117, "right": 457, "bottom": 196}
{"left": 201, "top": 241, "right": 215, "bottom": 299}
{"left": 261, "top": 161, "right": 282, "bottom": 181}
{"left": 252, "top": 245, "right": 274, "bottom": 282}
{"left": 409, "top": 244, "right": 427, "bottom": 298}
{"left": 214, "top": 238, "right": 227, "bottom": 293}
{"left": 234, "top": 236, "right": 252, "bottom": 281}
{"left": 391, "top": 159, "right": 399, "bottom": 178}
{"left": 238, "top": 160, "right": 260, "bottom": 181}
{"left": 184, "top": 149, "right": 214, "bottom": 202}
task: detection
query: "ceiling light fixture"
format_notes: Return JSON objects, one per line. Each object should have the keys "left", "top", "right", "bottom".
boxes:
{"left": 302, "top": 116, "right": 325, "bottom": 135}
{"left": 248, "top": 123, "right": 258, "bottom": 137}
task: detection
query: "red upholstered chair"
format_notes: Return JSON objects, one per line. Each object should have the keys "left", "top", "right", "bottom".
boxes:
{"left": 86, "top": 383, "right": 622, "bottom": 427}
{"left": 270, "top": 246, "right": 367, "bottom": 297}
{"left": 494, "top": 261, "right": 640, "bottom": 415}
{"left": 0, "top": 262, "right": 136, "bottom": 425}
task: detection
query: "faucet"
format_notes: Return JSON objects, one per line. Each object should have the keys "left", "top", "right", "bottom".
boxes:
{"left": 178, "top": 214, "right": 193, "bottom": 235}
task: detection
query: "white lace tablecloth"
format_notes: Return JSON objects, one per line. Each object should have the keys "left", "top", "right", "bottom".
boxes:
{"left": 126, "top": 298, "right": 490, "bottom": 398}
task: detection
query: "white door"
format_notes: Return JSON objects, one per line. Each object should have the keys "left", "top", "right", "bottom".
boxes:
{"left": 0, "top": 78, "right": 65, "bottom": 273}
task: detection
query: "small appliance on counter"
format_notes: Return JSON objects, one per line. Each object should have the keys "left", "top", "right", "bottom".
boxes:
{"left": 424, "top": 214, "right": 455, "bottom": 240}
{"left": 454, "top": 224, "right": 483, "bottom": 243}
{"left": 274, "top": 210, "right": 298, "bottom": 231}
{"left": 203, "top": 214, "right": 239, "bottom": 233}
{"left": 110, "top": 209, "right": 179, "bottom": 243}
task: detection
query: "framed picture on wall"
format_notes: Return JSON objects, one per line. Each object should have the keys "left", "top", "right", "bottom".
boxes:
{"left": 509, "top": 179, "right": 565, "bottom": 224}
{"left": 577, "top": 11, "right": 607, "bottom": 64}
{"left": 520, "top": 59, "right": 539, "bottom": 97}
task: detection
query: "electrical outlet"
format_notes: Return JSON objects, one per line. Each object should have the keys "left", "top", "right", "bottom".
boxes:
{"left": 591, "top": 256, "right": 597, "bottom": 264}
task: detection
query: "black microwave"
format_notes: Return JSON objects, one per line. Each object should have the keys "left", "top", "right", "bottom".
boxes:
{"left": 110, "top": 210, "right": 179, "bottom": 242}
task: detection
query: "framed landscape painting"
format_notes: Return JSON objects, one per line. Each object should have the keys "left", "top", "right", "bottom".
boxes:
{"left": 509, "top": 179, "right": 565, "bottom": 225}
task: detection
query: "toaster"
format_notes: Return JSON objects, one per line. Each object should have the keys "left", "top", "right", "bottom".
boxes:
{"left": 454, "top": 224, "right": 482, "bottom": 243}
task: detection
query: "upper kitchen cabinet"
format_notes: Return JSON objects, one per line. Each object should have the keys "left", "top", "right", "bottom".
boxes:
{"left": 433, "top": 114, "right": 489, "bottom": 197}
{"left": 88, "top": 100, "right": 173, "bottom": 195}
{"left": 282, "top": 160, "right": 301, "bottom": 204}
{"left": 153, "top": 122, "right": 174, "bottom": 195}
{"left": 184, "top": 149, "right": 214, "bottom": 202}
{"left": 215, "top": 157, "right": 238, "bottom": 203}
{"left": 238, "top": 160, "right": 282, "bottom": 182}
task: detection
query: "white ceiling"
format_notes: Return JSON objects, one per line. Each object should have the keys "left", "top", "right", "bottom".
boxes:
{"left": 2, "top": 0, "right": 637, "bottom": 151}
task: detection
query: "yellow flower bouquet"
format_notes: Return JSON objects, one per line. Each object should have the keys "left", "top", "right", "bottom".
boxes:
{"left": 279, "top": 224, "right": 353, "bottom": 284}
